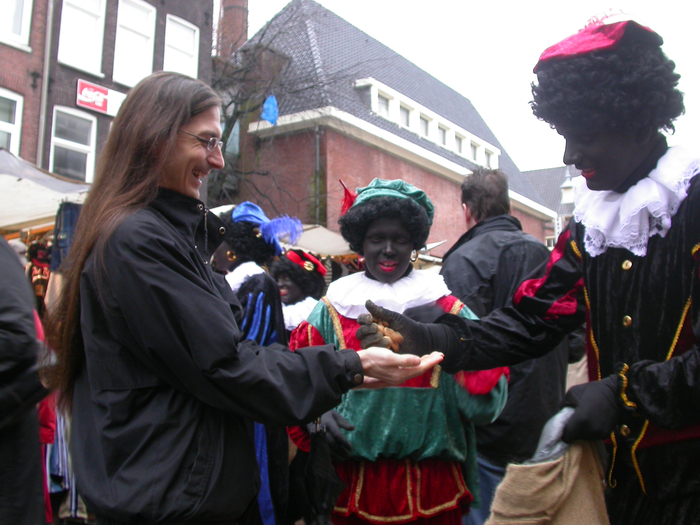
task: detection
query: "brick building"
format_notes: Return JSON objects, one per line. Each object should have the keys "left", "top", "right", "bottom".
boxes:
{"left": 1, "top": 0, "right": 214, "bottom": 183}
{"left": 215, "top": 0, "right": 556, "bottom": 257}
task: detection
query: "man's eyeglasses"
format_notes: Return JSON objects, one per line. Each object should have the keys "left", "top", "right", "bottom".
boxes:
{"left": 179, "top": 130, "right": 224, "bottom": 151}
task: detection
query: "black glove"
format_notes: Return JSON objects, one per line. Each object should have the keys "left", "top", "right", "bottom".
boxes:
{"left": 307, "top": 410, "right": 355, "bottom": 461}
{"left": 561, "top": 374, "right": 622, "bottom": 443}
{"left": 404, "top": 304, "right": 446, "bottom": 324}
{"left": 356, "top": 300, "right": 458, "bottom": 356}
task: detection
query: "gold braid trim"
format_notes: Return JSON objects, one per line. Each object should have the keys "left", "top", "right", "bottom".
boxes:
{"left": 449, "top": 299, "right": 464, "bottom": 315}
{"left": 631, "top": 421, "right": 650, "bottom": 495}
{"left": 608, "top": 432, "right": 618, "bottom": 489}
{"left": 621, "top": 294, "right": 692, "bottom": 494}
{"left": 321, "top": 297, "right": 346, "bottom": 350}
{"left": 351, "top": 459, "right": 415, "bottom": 522}
{"left": 306, "top": 323, "right": 314, "bottom": 346}
{"left": 416, "top": 462, "right": 468, "bottom": 515}
{"left": 582, "top": 287, "right": 602, "bottom": 381}
{"left": 666, "top": 297, "right": 692, "bottom": 361}
{"left": 692, "top": 243, "right": 700, "bottom": 257}
{"left": 570, "top": 239, "right": 583, "bottom": 260}
{"left": 618, "top": 364, "right": 637, "bottom": 409}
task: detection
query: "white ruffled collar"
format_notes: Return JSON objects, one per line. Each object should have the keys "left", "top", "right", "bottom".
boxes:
{"left": 573, "top": 146, "right": 700, "bottom": 257}
{"left": 282, "top": 296, "right": 319, "bottom": 331}
{"left": 325, "top": 269, "right": 450, "bottom": 319}
{"left": 224, "top": 261, "right": 265, "bottom": 292}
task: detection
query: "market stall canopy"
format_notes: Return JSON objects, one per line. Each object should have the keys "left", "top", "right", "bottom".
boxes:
{"left": 0, "top": 148, "right": 90, "bottom": 233}
{"left": 290, "top": 224, "right": 352, "bottom": 256}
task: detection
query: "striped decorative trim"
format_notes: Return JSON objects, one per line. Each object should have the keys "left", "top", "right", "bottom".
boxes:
{"left": 618, "top": 364, "right": 637, "bottom": 409}
{"left": 608, "top": 432, "right": 618, "bottom": 489}
{"left": 666, "top": 297, "right": 692, "bottom": 361}
{"left": 321, "top": 297, "right": 346, "bottom": 350}
{"left": 631, "top": 421, "right": 650, "bottom": 495}
{"left": 583, "top": 287, "right": 602, "bottom": 381}
{"left": 449, "top": 299, "right": 464, "bottom": 315}
{"left": 570, "top": 239, "right": 583, "bottom": 259}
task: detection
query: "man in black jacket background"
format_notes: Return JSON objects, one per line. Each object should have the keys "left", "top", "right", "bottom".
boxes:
{"left": 440, "top": 168, "right": 582, "bottom": 525}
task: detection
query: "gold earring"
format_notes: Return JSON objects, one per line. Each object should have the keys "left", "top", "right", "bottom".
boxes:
{"left": 410, "top": 250, "right": 417, "bottom": 262}
{"left": 226, "top": 251, "right": 237, "bottom": 262}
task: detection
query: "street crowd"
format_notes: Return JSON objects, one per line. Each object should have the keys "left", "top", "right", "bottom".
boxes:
{"left": 2, "top": 14, "right": 700, "bottom": 525}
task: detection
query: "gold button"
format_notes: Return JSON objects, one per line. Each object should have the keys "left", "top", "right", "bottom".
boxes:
{"left": 622, "top": 316, "right": 632, "bottom": 327}
{"left": 622, "top": 260, "right": 632, "bottom": 270}
{"left": 620, "top": 425, "right": 631, "bottom": 437}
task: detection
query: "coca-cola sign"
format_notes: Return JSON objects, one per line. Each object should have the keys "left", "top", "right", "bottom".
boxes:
{"left": 76, "top": 79, "right": 126, "bottom": 116}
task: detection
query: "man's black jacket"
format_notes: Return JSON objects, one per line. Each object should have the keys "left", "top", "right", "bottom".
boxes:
{"left": 441, "top": 215, "right": 576, "bottom": 466}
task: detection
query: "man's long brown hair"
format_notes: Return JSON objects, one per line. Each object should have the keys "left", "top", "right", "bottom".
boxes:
{"left": 44, "top": 72, "right": 221, "bottom": 411}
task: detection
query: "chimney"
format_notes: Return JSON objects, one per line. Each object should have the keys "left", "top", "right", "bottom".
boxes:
{"left": 218, "top": 0, "right": 248, "bottom": 60}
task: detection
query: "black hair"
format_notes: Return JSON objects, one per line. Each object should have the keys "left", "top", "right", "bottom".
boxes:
{"left": 338, "top": 196, "right": 430, "bottom": 254}
{"left": 218, "top": 213, "right": 277, "bottom": 266}
{"left": 270, "top": 253, "right": 326, "bottom": 300}
{"left": 461, "top": 168, "right": 510, "bottom": 222}
{"left": 531, "top": 40, "right": 684, "bottom": 141}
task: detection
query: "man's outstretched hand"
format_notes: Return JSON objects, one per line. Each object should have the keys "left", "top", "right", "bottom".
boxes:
{"left": 356, "top": 300, "right": 431, "bottom": 356}
{"left": 356, "top": 347, "right": 443, "bottom": 388}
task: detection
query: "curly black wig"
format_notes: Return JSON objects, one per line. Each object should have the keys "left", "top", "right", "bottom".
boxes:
{"left": 270, "top": 254, "right": 326, "bottom": 300}
{"left": 338, "top": 196, "right": 431, "bottom": 254}
{"left": 218, "top": 213, "right": 277, "bottom": 266}
{"left": 531, "top": 40, "right": 684, "bottom": 140}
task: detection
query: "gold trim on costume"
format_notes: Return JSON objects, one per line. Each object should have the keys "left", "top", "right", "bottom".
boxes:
{"left": 583, "top": 287, "right": 602, "bottom": 381}
{"left": 608, "top": 432, "right": 618, "bottom": 489}
{"left": 449, "top": 299, "right": 464, "bottom": 315}
{"left": 321, "top": 297, "right": 346, "bottom": 350}
{"left": 618, "top": 364, "right": 637, "bottom": 409}
{"left": 416, "top": 462, "right": 468, "bottom": 516}
{"left": 570, "top": 239, "right": 583, "bottom": 259}
{"left": 692, "top": 243, "right": 700, "bottom": 257}
{"left": 631, "top": 421, "right": 650, "bottom": 495}
{"left": 352, "top": 459, "right": 415, "bottom": 522}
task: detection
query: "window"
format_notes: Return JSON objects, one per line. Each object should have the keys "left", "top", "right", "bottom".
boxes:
{"left": 377, "top": 94, "right": 390, "bottom": 117}
{"left": 419, "top": 115, "right": 429, "bottom": 137}
{"left": 455, "top": 135, "right": 463, "bottom": 154}
{"left": 399, "top": 105, "right": 410, "bottom": 127}
{"left": 546, "top": 236, "right": 556, "bottom": 250}
{"left": 113, "top": 0, "right": 156, "bottom": 87}
{"left": 0, "top": 88, "right": 23, "bottom": 156}
{"left": 470, "top": 142, "right": 478, "bottom": 160}
{"left": 485, "top": 150, "right": 492, "bottom": 167}
{"left": 163, "top": 14, "right": 199, "bottom": 78}
{"left": 58, "top": 0, "right": 106, "bottom": 75}
{"left": 438, "top": 126, "right": 447, "bottom": 145}
{"left": 1, "top": 0, "right": 34, "bottom": 48}
{"left": 50, "top": 107, "right": 96, "bottom": 182}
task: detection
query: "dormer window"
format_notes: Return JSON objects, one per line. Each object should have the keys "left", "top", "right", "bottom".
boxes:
{"left": 377, "top": 94, "right": 390, "bottom": 118}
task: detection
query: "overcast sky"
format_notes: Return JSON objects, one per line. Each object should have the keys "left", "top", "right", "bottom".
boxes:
{"left": 240, "top": 0, "right": 700, "bottom": 171}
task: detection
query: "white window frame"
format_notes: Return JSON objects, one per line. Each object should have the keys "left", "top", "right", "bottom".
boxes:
{"left": 399, "top": 104, "right": 410, "bottom": 128}
{"left": 438, "top": 125, "right": 448, "bottom": 146}
{"left": 1, "top": 0, "right": 34, "bottom": 51}
{"left": 57, "top": 0, "right": 107, "bottom": 76}
{"left": 0, "top": 87, "right": 24, "bottom": 156}
{"left": 419, "top": 115, "right": 430, "bottom": 137}
{"left": 377, "top": 93, "right": 390, "bottom": 118}
{"left": 163, "top": 14, "right": 200, "bottom": 78}
{"left": 50, "top": 106, "right": 97, "bottom": 183}
{"left": 112, "top": 0, "right": 156, "bottom": 87}
{"left": 455, "top": 134, "right": 463, "bottom": 154}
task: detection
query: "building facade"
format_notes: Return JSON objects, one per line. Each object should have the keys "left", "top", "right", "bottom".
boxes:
{"left": 1, "top": 0, "right": 214, "bottom": 183}
{"left": 214, "top": 0, "right": 556, "bottom": 257}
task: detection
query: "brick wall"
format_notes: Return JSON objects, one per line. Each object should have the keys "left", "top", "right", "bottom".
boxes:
{"left": 237, "top": 125, "right": 550, "bottom": 255}
{"left": 0, "top": 0, "right": 48, "bottom": 164}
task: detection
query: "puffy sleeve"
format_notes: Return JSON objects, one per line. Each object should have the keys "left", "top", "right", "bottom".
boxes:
{"left": 439, "top": 228, "right": 586, "bottom": 372}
